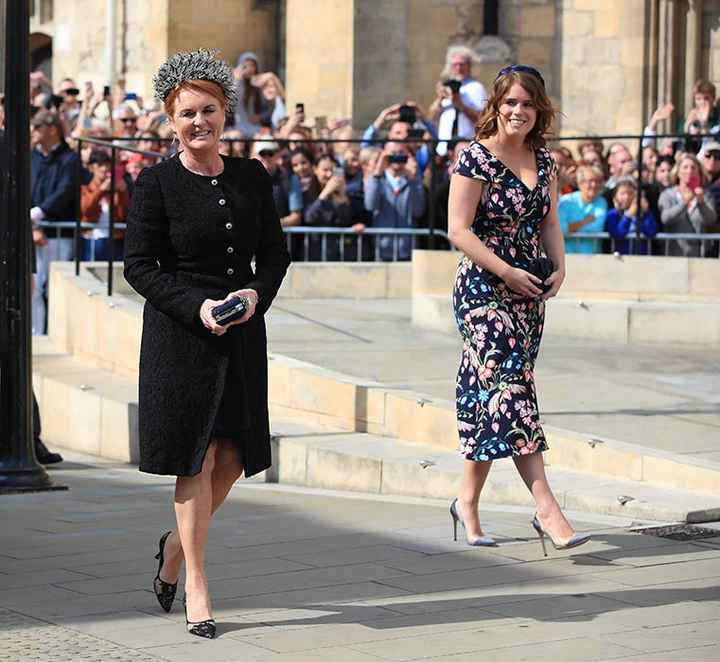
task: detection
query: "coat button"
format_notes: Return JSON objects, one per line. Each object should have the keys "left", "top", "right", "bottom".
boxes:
{"left": 227, "top": 268, "right": 234, "bottom": 276}
{"left": 227, "top": 246, "right": 234, "bottom": 254}
{"left": 219, "top": 198, "right": 226, "bottom": 206}
{"left": 225, "top": 222, "right": 233, "bottom": 230}
{"left": 211, "top": 179, "right": 218, "bottom": 186}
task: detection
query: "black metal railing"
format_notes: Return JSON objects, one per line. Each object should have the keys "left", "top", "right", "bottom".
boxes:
{"left": 45, "top": 130, "right": 720, "bottom": 299}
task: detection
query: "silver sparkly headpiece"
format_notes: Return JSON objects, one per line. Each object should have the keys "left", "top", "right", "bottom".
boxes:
{"left": 153, "top": 48, "right": 237, "bottom": 112}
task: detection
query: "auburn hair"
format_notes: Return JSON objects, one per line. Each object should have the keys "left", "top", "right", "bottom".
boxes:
{"left": 164, "top": 79, "right": 226, "bottom": 117}
{"left": 475, "top": 70, "right": 556, "bottom": 150}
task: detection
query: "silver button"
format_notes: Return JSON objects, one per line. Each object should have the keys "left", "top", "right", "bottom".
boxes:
{"left": 226, "top": 268, "right": 234, "bottom": 276}
{"left": 211, "top": 179, "right": 218, "bottom": 186}
{"left": 225, "top": 222, "right": 233, "bottom": 230}
{"left": 219, "top": 198, "right": 226, "bottom": 206}
{"left": 227, "top": 246, "right": 234, "bottom": 254}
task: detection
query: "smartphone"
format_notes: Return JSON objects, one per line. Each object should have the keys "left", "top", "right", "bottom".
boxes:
{"left": 103, "top": 85, "right": 111, "bottom": 97}
{"left": 124, "top": 92, "right": 137, "bottom": 101}
{"left": 688, "top": 174, "right": 701, "bottom": 190}
{"left": 444, "top": 79, "right": 462, "bottom": 95}
{"left": 399, "top": 104, "right": 417, "bottom": 124}
{"left": 408, "top": 128, "right": 425, "bottom": 140}
{"left": 333, "top": 165, "right": 345, "bottom": 179}
{"left": 388, "top": 153, "right": 409, "bottom": 165}
{"left": 295, "top": 102, "right": 305, "bottom": 114}
{"left": 315, "top": 115, "right": 327, "bottom": 130}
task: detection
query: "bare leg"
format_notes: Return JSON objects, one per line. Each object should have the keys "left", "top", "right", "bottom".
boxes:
{"left": 160, "top": 438, "right": 244, "bottom": 585}
{"left": 174, "top": 442, "right": 217, "bottom": 623}
{"left": 456, "top": 458, "right": 493, "bottom": 540}
{"left": 513, "top": 452, "right": 575, "bottom": 540}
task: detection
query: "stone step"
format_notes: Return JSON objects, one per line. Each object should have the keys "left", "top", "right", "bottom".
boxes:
{"left": 267, "top": 420, "right": 720, "bottom": 524}
{"left": 32, "top": 351, "right": 720, "bottom": 524}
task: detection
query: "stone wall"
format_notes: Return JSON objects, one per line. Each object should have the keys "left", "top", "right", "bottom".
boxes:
{"left": 557, "top": 0, "right": 647, "bottom": 141}
{"left": 284, "top": 0, "right": 354, "bottom": 121}
{"left": 29, "top": 0, "right": 276, "bottom": 101}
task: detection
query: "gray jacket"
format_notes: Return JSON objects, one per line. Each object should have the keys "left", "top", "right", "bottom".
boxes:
{"left": 658, "top": 186, "right": 717, "bottom": 256}
{"left": 364, "top": 171, "right": 426, "bottom": 260}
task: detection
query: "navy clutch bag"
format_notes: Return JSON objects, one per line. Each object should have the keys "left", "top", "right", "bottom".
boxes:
{"left": 211, "top": 296, "right": 249, "bottom": 325}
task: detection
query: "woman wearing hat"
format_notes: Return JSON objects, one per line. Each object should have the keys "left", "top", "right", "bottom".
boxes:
{"left": 123, "top": 49, "right": 290, "bottom": 638}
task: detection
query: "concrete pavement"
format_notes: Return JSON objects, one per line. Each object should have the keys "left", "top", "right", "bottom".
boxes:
{"left": 1, "top": 447, "right": 719, "bottom": 661}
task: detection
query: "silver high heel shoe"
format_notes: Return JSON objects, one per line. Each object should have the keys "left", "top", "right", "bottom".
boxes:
{"left": 450, "top": 498, "right": 497, "bottom": 547}
{"left": 531, "top": 514, "right": 590, "bottom": 557}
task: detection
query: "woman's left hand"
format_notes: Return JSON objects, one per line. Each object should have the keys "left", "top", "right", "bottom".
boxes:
{"left": 220, "top": 288, "right": 259, "bottom": 329}
{"left": 542, "top": 269, "right": 565, "bottom": 300}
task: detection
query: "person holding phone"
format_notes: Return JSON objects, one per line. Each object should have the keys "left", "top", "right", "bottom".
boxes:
{"left": 429, "top": 46, "right": 488, "bottom": 156}
{"left": 658, "top": 153, "right": 717, "bottom": 256}
{"left": 364, "top": 141, "right": 426, "bottom": 261}
{"left": 123, "top": 49, "right": 290, "bottom": 639}
{"left": 304, "top": 155, "right": 353, "bottom": 260}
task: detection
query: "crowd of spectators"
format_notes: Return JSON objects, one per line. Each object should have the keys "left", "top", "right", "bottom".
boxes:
{"left": 10, "top": 53, "right": 720, "bottom": 335}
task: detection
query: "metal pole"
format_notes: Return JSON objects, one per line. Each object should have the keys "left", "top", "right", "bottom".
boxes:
{"left": 428, "top": 145, "right": 437, "bottom": 249}
{"left": 75, "top": 137, "right": 82, "bottom": 275}
{"left": 106, "top": 0, "right": 116, "bottom": 96}
{"left": 0, "top": 0, "right": 63, "bottom": 493}
{"left": 108, "top": 146, "right": 116, "bottom": 296}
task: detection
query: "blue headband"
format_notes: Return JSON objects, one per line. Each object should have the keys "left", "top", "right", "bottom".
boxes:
{"left": 496, "top": 64, "right": 545, "bottom": 88}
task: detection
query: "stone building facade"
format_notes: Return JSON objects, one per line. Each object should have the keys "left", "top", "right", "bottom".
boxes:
{"left": 27, "top": 0, "right": 720, "bottom": 141}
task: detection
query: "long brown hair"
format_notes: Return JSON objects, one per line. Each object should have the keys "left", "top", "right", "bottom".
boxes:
{"left": 475, "top": 69, "right": 555, "bottom": 150}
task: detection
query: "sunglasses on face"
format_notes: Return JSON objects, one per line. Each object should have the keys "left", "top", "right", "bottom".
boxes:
{"left": 120, "top": 117, "right": 137, "bottom": 124}
{"left": 496, "top": 64, "right": 545, "bottom": 87}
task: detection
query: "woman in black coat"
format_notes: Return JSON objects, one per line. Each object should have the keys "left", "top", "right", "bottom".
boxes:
{"left": 123, "top": 49, "right": 290, "bottom": 638}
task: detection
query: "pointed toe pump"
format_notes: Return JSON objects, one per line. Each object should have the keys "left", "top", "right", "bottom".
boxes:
{"left": 183, "top": 596, "right": 216, "bottom": 639}
{"left": 450, "top": 498, "right": 498, "bottom": 547}
{"left": 153, "top": 531, "right": 178, "bottom": 613}
{"left": 531, "top": 515, "right": 591, "bottom": 557}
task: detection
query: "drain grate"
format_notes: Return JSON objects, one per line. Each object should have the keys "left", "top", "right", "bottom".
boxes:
{"left": 633, "top": 524, "right": 720, "bottom": 542}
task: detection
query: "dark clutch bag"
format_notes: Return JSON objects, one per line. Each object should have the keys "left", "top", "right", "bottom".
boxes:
{"left": 211, "top": 296, "right": 249, "bottom": 325}
{"left": 527, "top": 256, "right": 554, "bottom": 294}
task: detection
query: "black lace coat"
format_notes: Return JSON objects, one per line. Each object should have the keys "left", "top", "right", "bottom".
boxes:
{"left": 124, "top": 154, "right": 290, "bottom": 477}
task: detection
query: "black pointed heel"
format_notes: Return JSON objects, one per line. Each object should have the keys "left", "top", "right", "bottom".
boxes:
{"left": 183, "top": 595, "right": 216, "bottom": 639}
{"left": 153, "top": 530, "right": 178, "bottom": 613}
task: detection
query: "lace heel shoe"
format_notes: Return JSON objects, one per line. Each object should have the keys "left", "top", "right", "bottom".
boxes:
{"left": 531, "top": 514, "right": 591, "bottom": 557}
{"left": 183, "top": 596, "right": 216, "bottom": 639}
{"left": 450, "top": 498, "right": 497, "bottom": 547}
{"left": 153, "top": 531, "right": 178, "bottom": 613}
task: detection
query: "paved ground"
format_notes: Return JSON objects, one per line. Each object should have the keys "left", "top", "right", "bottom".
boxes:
{"left": 267, "top": 299, "right": 720, "bottom": 463}
{"left": 1, "top": 449, "right": 719, "bottom": 661}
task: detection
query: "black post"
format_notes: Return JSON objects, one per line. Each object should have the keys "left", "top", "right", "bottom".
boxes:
{"left": 74, "top": 137, "right": 82, "bottom": 275}
{"left": 635, "top": 134, "right": 644, "bottom": 250}
{"left": 427, "top": 142, "right": 437, "bottom": 250}
{"left": 0, "top": 0, "right": 63, "bottom": 492}
{"left": 108, "top": 145, "right": 116, "bottom": 296}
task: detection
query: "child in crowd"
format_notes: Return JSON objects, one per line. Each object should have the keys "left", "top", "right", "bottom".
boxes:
{"left": 606, "top": 177, "right": 657, "bottom": 255}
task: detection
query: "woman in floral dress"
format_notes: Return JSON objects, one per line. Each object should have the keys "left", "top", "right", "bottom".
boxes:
{"left": 447, "top": 65, "right": 590, "bottom": 553}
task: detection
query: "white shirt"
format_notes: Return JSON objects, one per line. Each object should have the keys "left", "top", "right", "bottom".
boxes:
{"left": 437, "top": 78, "right": 488, "bottom": 156}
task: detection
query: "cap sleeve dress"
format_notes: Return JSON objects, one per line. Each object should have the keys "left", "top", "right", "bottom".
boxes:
{"left": 452, "top": 141, "right": 556, "bottom": 462}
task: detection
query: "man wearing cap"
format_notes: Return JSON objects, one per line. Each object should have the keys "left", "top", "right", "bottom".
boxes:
{"left": 30, "top": 109, "right": 80, "bottom": 334}
{"left": 701, "top": 140, "right": 720, "bottom": 209}
{"left": 251, "top": 139, "right": 302, "bottom": 227}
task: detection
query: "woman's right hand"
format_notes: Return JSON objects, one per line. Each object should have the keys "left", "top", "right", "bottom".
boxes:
{"left": 199, "top": 299, "right": 231, "bottom": 336}
{"left": 501, "top": 266, "right": 543, "bottom": 298}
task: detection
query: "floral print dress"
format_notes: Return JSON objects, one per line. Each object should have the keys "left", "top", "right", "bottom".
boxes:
{"left": 453, "top": 141, "right": 556, "bottom": 462}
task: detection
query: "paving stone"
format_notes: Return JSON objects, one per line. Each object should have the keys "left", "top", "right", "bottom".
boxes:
{"left": 0, "top": 608, "right": 162, "bottom": 662}
{"left": 599, "top": 618, "right": 720, "bottom": 654}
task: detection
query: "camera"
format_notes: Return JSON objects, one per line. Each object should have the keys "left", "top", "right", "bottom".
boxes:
{"left": 443, "top": 79, "right": 462, "bottom": 95}
{"left": 295, "top": 102, "right": 305, "bottom": 114}
{"left": 388, "top": 153, "right": 408, "bottom": 165}
{"left": 398, "top": 104, "right": 417, "bottom": 124}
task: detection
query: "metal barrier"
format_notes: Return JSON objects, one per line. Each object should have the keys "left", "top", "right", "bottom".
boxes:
{"left": 283, "top": 226, "right": 453, "bottom": 262}
{"left": 63, "top": 131, "right": 720, "bottom": 298}
{"left": 567, "top": 232, "right": 720, "bottom": 257}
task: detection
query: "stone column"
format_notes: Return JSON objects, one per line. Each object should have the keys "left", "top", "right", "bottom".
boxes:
{"left": 685, "top": 0, "right": 703, "bottom": 104}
